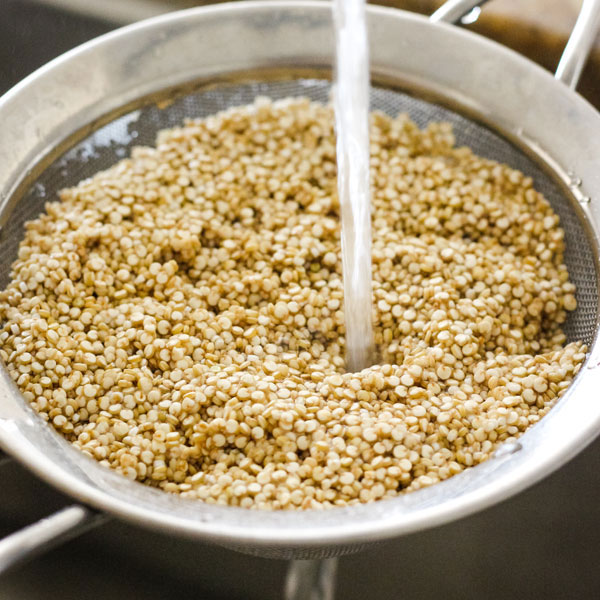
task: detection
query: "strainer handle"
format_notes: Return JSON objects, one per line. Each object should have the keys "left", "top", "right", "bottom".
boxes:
{"left": 555, "top": 0, "right": 600, "bottom": 89}
{"left": 433, "top": 0, "right": 600, "bottom": 90}
{"left": 0, "top": 504, "right": 106, "bottom": 575}
{"left": 430, "top": 0, "right": 492, "bottom": 24}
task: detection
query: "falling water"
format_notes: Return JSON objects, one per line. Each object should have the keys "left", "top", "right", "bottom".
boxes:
{"left": 332, "top": 0, "right": 375, "bottom": 372}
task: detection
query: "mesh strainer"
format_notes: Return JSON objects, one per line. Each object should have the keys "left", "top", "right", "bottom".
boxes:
{"left": 0, "top": 0, "right": 600, "bottom": 583}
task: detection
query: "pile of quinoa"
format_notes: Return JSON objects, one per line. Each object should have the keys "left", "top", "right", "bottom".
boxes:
{"left": 0, "top": 97, "right": 586, "bottom": 509}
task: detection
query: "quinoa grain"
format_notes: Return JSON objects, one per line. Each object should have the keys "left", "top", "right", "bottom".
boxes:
{"left": 0, "top": 98, "right": 586, "bottom": 509}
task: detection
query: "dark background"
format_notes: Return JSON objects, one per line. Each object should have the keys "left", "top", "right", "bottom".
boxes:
{"left": 1, "top": 1, "right": 600, "bottom": 598}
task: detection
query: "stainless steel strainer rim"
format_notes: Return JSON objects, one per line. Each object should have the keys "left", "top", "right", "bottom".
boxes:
{"left": 0, "top": 1, "right": 600, "bottom": 557}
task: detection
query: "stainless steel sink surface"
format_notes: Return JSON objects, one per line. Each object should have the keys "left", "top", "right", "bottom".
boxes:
{"left": 1, "top": 1, "right": 600, "bottom": 598}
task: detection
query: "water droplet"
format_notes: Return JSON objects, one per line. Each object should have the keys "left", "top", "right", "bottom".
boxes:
{"left": 33, "top": 182, "right": 46, "bottom": 198}
{"left": 579, "top": 196, "right": 591, "bottom": 204}
{"left": 569, "top": 177, "right": 582, "bottom": 188}
{"left": 493, "top": 441, "right": 522, "bottom": 458}
{"left": 587, "top": 360, "right": 600, "bottom": 370}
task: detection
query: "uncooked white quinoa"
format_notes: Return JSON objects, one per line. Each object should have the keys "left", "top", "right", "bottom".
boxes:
{"left": 0, "top": 98, "right": 586, "bottom": 509}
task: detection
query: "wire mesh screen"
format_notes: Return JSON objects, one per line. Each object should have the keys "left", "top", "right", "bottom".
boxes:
{"left": 0, "top": 78, "right": 596, "bottom": 344}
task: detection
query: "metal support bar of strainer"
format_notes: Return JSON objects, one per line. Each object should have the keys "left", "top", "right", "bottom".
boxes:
{"left": 0, "top": 1, "right": 600, "bottom": 600}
